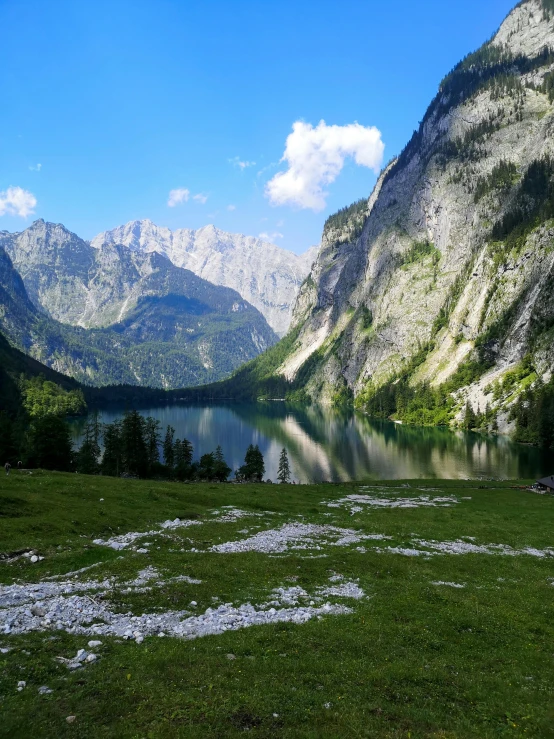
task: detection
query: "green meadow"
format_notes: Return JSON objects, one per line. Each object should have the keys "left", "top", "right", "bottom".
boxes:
{"left": 1, "top": 472, "right": 554, "bottom": 738}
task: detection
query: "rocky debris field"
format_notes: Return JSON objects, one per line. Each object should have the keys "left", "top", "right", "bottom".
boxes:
{"left": 1, "top": 473, "right": 554, "bottom": 737}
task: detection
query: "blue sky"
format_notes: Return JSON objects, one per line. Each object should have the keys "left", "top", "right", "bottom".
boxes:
{"left": 1, "top": 0, "right": 516, "bottom": 253}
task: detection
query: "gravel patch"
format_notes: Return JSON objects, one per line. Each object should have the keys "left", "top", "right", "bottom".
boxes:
{"left": 377, "top": 539, "right": 554, "bottom": 557}
{"left": 92, "top": 518, "right": 202, "bottom": 551}
{"left": 1, "top": 576, "right": 356, "bottom": 641}
{"left": 0, "top": 567, "right": 201, "bottom": 613}
{"left": 211, "top": 523, "right": 389, "bottom": 554}
{"left": 326, "top": 492, "right": 461, "bottom": 511}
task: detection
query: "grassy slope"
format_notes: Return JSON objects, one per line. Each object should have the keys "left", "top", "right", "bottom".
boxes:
{"left": 1, "top": 473, "right": 554, "bottom": 738}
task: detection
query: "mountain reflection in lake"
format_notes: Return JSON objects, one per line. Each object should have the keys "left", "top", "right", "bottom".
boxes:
{"left": 71, "top": 403, "right": 551, "bottom": 483}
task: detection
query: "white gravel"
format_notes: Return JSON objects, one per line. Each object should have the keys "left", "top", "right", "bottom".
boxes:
{"left": 210, "top": 508, "right": 268, "bottom": 523}
{"left": 0, "top": 567, "right": 201, "bottom": 613}
{"left": 92, "top": 518, "right": 202, "bottom": 550}
{"left": 0, "top": 572, "right": 358, "bottom": 641}
{"left": 211, "top": 523, "right": 389, "bottom": 554}
{"left": 326, "top": 492, "right": 461, "bottom": 511}
{"left": 377, "top": 539, "right": 554, "bottom": 557}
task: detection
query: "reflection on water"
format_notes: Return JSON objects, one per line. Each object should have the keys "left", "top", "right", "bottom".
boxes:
{"left": 70, "top": 402, "right": 552, "bottom": 483}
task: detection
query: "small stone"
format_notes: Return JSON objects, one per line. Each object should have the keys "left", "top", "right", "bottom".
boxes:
{"left": 87, "top": 640, "right": 102, "bottom": 648}
{"left": 30, "top": 555, "right": 39, "bottom": 564}
{"left": 135, "top": 636, "right": 144, "bottom": 644}
{"left": 273, "top": 713, "right": 279, "bottom": 718}
{"left": 66, "top": 716, "right": 76, "bottom": 724}
{"left": 38, "top": 686, "right": 53, "bottom": 695}
{"left": 85, "top": 654, "right": 97, "bottom": 663}
{"left": 17, "top": 681, "right": 26, "bottom": 691}
{"left": 226, "top": 653, "right": 236, "bottom": 660}
{"left": 190, "top": 601, "right": 197, "bottom": 607}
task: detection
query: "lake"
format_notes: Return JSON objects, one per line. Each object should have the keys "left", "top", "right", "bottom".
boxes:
{"left": 70, "top": 402, "right": 553, "bottom": 482}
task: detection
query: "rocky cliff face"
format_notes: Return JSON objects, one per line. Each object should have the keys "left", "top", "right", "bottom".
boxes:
{"left": 279, "top": 0, "right": 554, "bottom": 428}
{"left": 92, "top": 220, "right": 318, "bottom": 336}
{"left": 0, "top": 222, "right": 277, "bottom": 388}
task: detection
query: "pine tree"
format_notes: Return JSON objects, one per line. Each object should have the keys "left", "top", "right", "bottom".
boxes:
{"left": 237, "top": 444, "right": 265, "bottom": 482}
{"left": 463, "top": 401, "right": 476, "bottom": 431}
{"left": 213, "top": 445, "right": 231, "bottom": 482}
{"left": 174, "top": 438, "right": 194, "bottom": 481}
{"left": 163, "top": 425, "right": 175, "bottom": 470}
{"left": 120, "top": 410, "right": 147, "bottom": 477}
{"left": 75, "top": 413, "right": 101, "bottom": 474}
{"left": 101, "top": 420, "right": 122, "bottom": 476}
{"left": 277, "top": 447, "right": 291, "bottom": 484}
{"left": 26, "top": 415, "right": 73, "bottom": 472}
{"left": 197, "top": 452, "right": 216, "bottom": 480}
{"left": 144, "top": 417, "right": 161, "bottom": 472}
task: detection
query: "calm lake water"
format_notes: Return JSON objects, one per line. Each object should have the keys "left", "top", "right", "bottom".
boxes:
{"left": 70, "top": 402, "right": 553, "bottom": 483}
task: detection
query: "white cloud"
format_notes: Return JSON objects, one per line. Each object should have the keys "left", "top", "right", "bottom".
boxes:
{"left": 193, "top": 193, "right": 208, "bottom": 204}
{"left": 259, "top": 231, "right": 284, "bottom": 242}
{"left": 229, "top": 156, "right": 256, "bottom": 170}
{"left": 227, "top": 204, "right": 236, "bottom": 211}
{"left": 167, "top": 188, "right": 190, "bottom": 207}
{"left": 29, "top": 163, "right": 42, "bottom": 172}
{"left": 266, "top": 120, "right": 385, "bottom": 211}
{"left": 0, "top": 186, "right": 37, "bottom": 218}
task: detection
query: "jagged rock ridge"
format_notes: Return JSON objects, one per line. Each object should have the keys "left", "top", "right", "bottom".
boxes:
{"left": 278, "top": 0, "right": 554, "bottom": 430}
{"left": 92, "top": 220, "right": 318, "bottom": 336}
{"left": 0, "top": 222, "right": 277, "bottom": 388}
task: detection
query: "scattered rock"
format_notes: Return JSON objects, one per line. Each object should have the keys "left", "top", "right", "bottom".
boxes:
{"left": 226, "top": 653, "right": 236, "bottom": 660}
{"left": 17, "top": 680, "right": 26, "bottom": 691}
{"left": 66, "top": 716, "right": 76, "bottom": 724}
{"left": 38, "top": 685, "right": 53, "bottom": 695}
{"left": 87, "top": 640, "right": 102, "bottom": 648}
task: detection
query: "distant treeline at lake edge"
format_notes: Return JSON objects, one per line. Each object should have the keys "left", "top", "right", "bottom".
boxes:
{"left": 2, "top": 400, "right": 294, "bottom": 484}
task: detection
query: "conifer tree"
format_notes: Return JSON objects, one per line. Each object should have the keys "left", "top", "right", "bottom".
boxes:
{"left": 174, "top": 438, "right": 194, "bottom": 480}
{"left": 75, "top": 412, "right": 101, "bottom": 474}
{"left": 27, "top": 415, "right": 73, "bottom": 472}
{"left": 237, "top": 444, "right": 265, "bottom": 482}
{"left": 144, "top": 416, "right": 161, "bottom": 471}
{"left": 213, "top": 445, "right": 231, "bottom": 482}
{"left": 101, "top": 420, "right": 122, "bottom": 476}
{"left": 163, "top": 425, "right": 175, "bottom": 470}
{"left": 277, "top": 447, "right": 291, "bottom": 484}
{"left": 121, "top": 410, "right": 147, "bottom": 477}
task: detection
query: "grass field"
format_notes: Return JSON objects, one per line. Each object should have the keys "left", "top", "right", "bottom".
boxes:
{"left": 1, "top": 472, "right": 554, "bottom": 738}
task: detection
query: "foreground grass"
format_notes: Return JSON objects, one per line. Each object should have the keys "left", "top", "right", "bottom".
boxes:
{"left": 1, "top": 472, "right": 554, "bottom": 738}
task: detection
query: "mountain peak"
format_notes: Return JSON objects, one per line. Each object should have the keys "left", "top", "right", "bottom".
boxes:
{"left": 493, "top": 0, "right": 554, "bottom": 57}
{"left": 92, "top": 221, "right": 318, "bottom": 335}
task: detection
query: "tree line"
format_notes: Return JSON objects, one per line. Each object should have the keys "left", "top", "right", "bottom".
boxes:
{"left": 2, "top": 402, "right": 294, "bottom": 483}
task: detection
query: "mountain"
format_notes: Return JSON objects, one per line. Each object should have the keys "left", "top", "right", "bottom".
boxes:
{"left": 0, "top": 223, "right": 277, "bottom": 388}
{"left": 218, "top": 0, "right": 554, "bottom": 432}
{"left": 91, "top": 220, "right": 318, "bottom": 336}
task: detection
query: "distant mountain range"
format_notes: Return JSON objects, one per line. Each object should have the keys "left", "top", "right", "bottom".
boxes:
{"left": 92, "top": 220, "right": 318, "bottom": 336}
{"left": 0, "top": 220, "right": 278, "bottom": 388}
